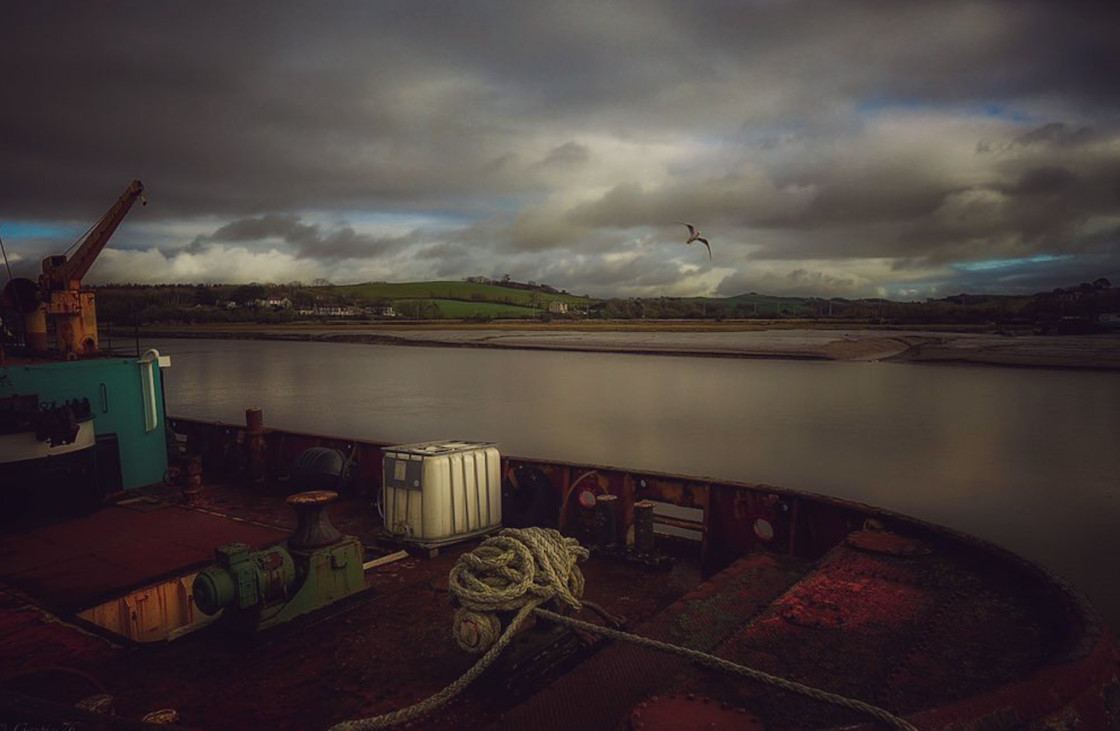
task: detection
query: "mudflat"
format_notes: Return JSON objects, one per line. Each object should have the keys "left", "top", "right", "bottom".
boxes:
{"left": 128, "top": 323, "right": 1120, "bottom": 369}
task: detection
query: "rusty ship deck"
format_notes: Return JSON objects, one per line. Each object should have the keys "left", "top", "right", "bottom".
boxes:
{"left": 1, "top": 417, "right": 1118, "bottom": 730}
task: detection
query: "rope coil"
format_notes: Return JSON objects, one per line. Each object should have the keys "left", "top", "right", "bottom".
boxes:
{"left": 329, "top": 527, "right": 917, "bottom": 731}
{"left": 449, "top": 527, "right": 588, "bottom": 652}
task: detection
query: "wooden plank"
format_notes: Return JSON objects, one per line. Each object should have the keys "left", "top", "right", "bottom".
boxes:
{"left": 362, "top": 550, "right": 409, "bottom": 571}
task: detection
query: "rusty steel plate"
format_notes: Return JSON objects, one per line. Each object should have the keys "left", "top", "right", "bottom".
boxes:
{"left": 780, "top": 596, "right": 847, "bottom": 629}
{"left": 629, "top": 695, "right": 764, "bottom": 731}
{"left": 846, "top": 530, "right": 932, "bottom": 557}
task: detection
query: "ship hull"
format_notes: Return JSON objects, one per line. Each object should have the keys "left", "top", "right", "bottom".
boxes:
{"left": 0, "top": 414, "right": 1115, "bottom": 730}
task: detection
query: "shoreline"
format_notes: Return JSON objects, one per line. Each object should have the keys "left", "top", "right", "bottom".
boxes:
{"left": 116, "top": 324, "right": 1120, "bottom": 370}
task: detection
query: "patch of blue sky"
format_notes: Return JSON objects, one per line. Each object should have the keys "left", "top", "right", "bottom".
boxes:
{"left": 734, "top": 122, "right": 808, "bottom": 147}
{"left": 449, "top": 192, "right": 541, "bottom": 217}
{"left": 857, "top": 96, "right": 923, "bottom": 114}
{"left": 974, "top": 104, "right": 1038, "bottom": 123}
{"left": 339, "top": 210, "right": 467, "bottom": 228}
{"left": 317, "top": 203, "right": 497, "bottom": 230}
{"left": 0, "top": 220, "right": 82, "bottom": 240}
{"left": 954, "top": 254, "right": 1074, "bottom": 272}
{"left": 857, "top": 96, "right": 1039, "bottom": 123}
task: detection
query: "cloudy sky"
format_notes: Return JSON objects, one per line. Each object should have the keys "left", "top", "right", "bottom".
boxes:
{"left": 1, "top": 1, "right": 1117, "bottom": 300}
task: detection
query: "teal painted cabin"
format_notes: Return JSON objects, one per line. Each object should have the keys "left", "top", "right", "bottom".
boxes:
{"left": 1, "top": 350, "right": 171, "bottom": 490}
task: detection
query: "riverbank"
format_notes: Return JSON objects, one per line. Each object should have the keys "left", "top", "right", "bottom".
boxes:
{"left": 111, "top": 323, "right": 1120, "bottom": 369}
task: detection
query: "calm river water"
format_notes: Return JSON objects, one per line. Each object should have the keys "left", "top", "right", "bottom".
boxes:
{"left": 145, "top": 337, "right": 1120, "bottom": 631}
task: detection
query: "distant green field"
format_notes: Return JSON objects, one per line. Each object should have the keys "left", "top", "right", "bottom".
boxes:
{"left": 396, "top": 298, "right": 540, "bottom": 319}
{"left": 329, "top": 281, "right": 591, "bottom": 308}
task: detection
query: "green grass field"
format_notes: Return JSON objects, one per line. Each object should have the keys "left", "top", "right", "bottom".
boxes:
{"left": 329, "top": 280, "right": 592, "bottom": 309}
{"left": 395, "top": 298, "right": 540, "bottom": 318}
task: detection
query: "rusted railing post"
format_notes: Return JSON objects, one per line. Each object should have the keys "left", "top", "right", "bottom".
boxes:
{"left": 245, "top": 407, "right": 266, "bottom": 483}
{"left": 594, "top": 494, "right": 619, "bottom": 550}
{"left": 634, "top": 500, "right": 655, "bottom": 554}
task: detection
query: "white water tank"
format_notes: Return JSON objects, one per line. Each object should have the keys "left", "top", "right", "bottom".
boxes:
{"left": 381, "top": 441, "right": 501, "bottom": 542}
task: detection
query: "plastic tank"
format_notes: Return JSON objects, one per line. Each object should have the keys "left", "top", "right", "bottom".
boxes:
{"left": 381, "top": 441, "right": 501, "bottom": 542}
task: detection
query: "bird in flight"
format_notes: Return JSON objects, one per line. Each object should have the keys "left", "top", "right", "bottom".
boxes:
{"left": 673, "top": 222, "right": 712, "bottom": 259}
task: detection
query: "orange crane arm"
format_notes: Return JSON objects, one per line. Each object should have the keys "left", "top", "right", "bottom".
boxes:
{"left": 44, "top": 179, "right": 145, "bottom": 290}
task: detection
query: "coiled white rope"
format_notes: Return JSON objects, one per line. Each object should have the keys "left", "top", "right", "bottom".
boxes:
{"left": 449, "top": 527, "right": 587, "bottom": 652}
{"left": 328, "top": 527, "right": 918, "bottom": 731}
{"left": 329, "top": 528, "right": 586, "bottom": 731}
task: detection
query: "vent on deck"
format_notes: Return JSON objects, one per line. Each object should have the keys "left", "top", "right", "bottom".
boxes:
{"left": 642, "top": 500, "right": 703, "bottom": 541}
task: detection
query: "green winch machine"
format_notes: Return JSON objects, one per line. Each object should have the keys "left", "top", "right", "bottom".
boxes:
{"left": 192, "top": 490, "right": 365, "bottom": 631}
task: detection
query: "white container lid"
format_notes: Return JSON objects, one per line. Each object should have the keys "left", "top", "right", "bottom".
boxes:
{"left": 385, "top": 440, "right": 497, "bottom": 457}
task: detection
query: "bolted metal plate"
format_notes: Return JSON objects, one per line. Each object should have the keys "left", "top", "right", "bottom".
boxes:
{"left": 846, "top": 530, "right": 932, "bottom": 557}
{"left": 629, "top": 695, "right": 764, "bottom": 731}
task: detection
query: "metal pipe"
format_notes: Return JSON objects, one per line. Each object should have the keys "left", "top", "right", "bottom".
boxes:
{"left": 652, "top": 514, "right": 706, "bottom": 533}
{"left": 594, "top": 494, "right": 619, "bottom": 549}
{"left": 634, "top": 500, "right": 655, "bottom": 553}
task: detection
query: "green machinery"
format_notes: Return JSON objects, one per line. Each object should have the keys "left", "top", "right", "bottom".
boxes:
{"left": 193, "top": 490, "right": 365, "bottom": 631}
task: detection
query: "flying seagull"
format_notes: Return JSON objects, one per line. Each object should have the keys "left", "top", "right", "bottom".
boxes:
{"left": 673, "top": 222, "right": 712, "bottom": 259}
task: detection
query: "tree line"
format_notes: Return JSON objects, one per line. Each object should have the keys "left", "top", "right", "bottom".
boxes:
{"left": 88, "top": 278, "right": 1117, "bottom": 329}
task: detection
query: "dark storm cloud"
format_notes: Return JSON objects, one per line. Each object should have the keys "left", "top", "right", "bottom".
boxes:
{"left": 1, "top": 1, "right": 1118, "bottom": 296}
{"left": 568, "top": 117, "right": 1120, "bottom": 271}
{"left": 207, "top": 215, "right": 319, "bottom": 246}
{"left": 1011, "top": 123, "right": 1097, "bottom": 150}
{"left": 537, "top": 143, "right": 591, "bottom": 170}
{"left": 6, "top": 0, "right": 1107, "bottom": 218}
{"left": 1010, "top": 166, "right": 1079, "bottom": 197}
{"left": 900, "top": 135, "right": 1120, "bottom": 265}
{"left": 193, "top": 214, "right": 396, "bottom": 260}
{"left": 0, "top": 4, "right": 533, "bottom": 218}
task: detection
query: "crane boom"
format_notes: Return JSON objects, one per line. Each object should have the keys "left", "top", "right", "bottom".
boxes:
{"left": 32, "top": 180, "right": 147, "bottom": 356}
{"left": 42, "top": 179, "right": 145, "bottom": 290}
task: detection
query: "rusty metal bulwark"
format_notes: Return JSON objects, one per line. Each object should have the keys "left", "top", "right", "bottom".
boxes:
{"left": 161, "top": 418, "right": 1051, "bottom": 567}
{"left": 846, "top": 530, "right": 933, "bottom": 557}
{"left": 170, "top": 417, "right": 894, "bottom": 563}
{"left": 245, "top": 407, "right": 267, "bottom": 481}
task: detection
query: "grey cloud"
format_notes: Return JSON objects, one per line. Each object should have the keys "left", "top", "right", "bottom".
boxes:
{"left": 714, "top": 266, "right": 865, "bottom": 299}
{"left": 529, "top": 252, "right": 690, "bottom": 295}
{"left": 410, "top": 243, "right": 479, "bottom": 278}
{"left": 207, "top": 214, "right": 319, "bottom": 245}
{"left": 537, "top": 142, "right": 591, "bottom": 169}
{"left": 1010, "top": 166, "right": 1079, "bottom": 197}
{"left": 566, "top": 183, "right": 656, "bottom": 231}
{"left": 920, "top": 243, "right": 1120, "bottom": 297}
{"left": 192, "top": 214, "right": 398, "bottom": 261}
{"left": 1014, "top": 123, "right": 1097, "bottom": 149}
{"left": 785, "top": 268, "right": 858, "bottom": 291}
{"left": 310, "top": 227, "right": 399, "bottom": 261}
{"left": 2, "top": 1, "right": 1119, "bottom": 297}
{"left": 979, "top": 123, "right": 1099, "bottom": 154}
{"left": 4, "top": 1, "right": 1111, "bottom": 219}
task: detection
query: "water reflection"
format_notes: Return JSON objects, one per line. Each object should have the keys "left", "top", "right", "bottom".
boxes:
{"left": 150, "top": 338, "right": 1120, "bottom": 630}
